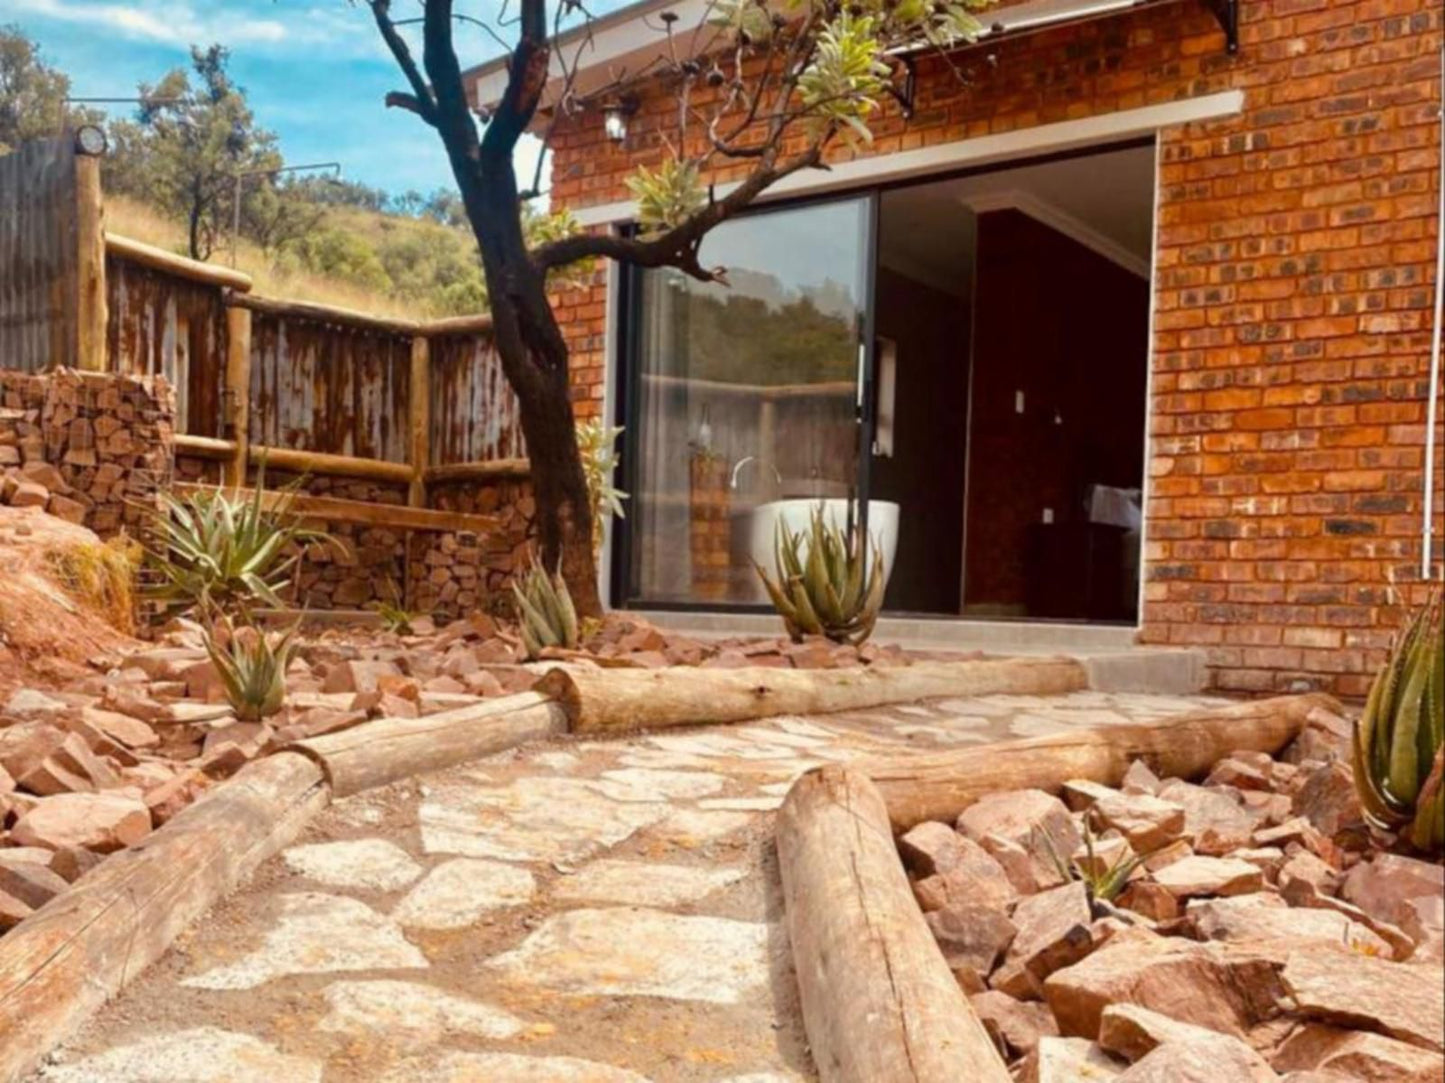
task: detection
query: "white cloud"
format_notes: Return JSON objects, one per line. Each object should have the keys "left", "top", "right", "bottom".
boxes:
{"left": 10, "top": 0, "right": 291, "bottom": 48}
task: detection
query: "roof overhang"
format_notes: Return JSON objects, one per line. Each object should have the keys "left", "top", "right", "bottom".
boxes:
{"left": 462, "top": 0, "right": 1233, "bottom": 116}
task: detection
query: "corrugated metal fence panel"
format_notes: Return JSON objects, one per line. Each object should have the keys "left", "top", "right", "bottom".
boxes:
{"left": 249, "top": 315, "right": 412, "bottom": 462}
{"left": 430, "top": 331, "right": 524, "bottom": 464}
{"left": 0, "top": 139, "right": 78, "bottom": 372}
{"left": 105, "top": 254, "right": 227, "bottom": 436}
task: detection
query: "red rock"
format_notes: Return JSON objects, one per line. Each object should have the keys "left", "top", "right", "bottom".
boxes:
{"left": 0, "top": 888, "right": 32, "bottom": 930}
{"left": 957, "top": 789, "right": 1081, "bottom": 894}
{"left": 1186, "top": 894, "right": 1391, "bottom": 957}
{"left": 0, "top": 856, "right": 70, "bottom": 909}
{"left": 0, "top": 721, "right": 67, "bottom": 787}
{"left": 1206, "top": 757, "right": 1273, "bottom": 792}
{"left": 1100, "top": 1003, "right": 1277, "bottom": 1081}
{"left": 1279, "top": 877, "right": 1417, "bottom": 961}
{"left": 971, "top": 989, "right": 1059, "bottom": 1059}
{"left": 321, "top": 659, "right": 402, "bottom": 694}
{"left": 991, "top": 881, "right": 1094, "bottom": 999}
{"left": 926, "top": 902, "right": 1017, "bottom": 984}
{"left": 1339, "top": 853, "right": 1443, "bottom": 933}
{"left": 1117, "top": 881, "right": 1181, "bottom": 922}
{"left": 1157, "top": 779, "right": 1257, "bottom": 855}
{"left": 1272, "top": 1023, "right": 1445, "bottom": 1082}
{"left": 1020, "top": 1037, "right": 1125, "bottom": 1082}
{"left": 1116, "top": 1038, "right": 1280, "bottom": 1081}
{"left": 1292, "top": 762, "right": 1363, "bottom": 841}
{"left": 1281, "top": 945, "right": 1444, "bottom": 1052}
{"left": 47, "top": 844, "right": 103, "bottom": 882}
{"left": 1092, "top": 793, "right": 1187, "bottom": 851}
{"left": 375, "top": 674, "right": 421, "bottom": 702}
{"left": 1043, "top": 928, "right": 1283, "bottom": 1039}
{"left": 1062, "top": 779, "right": 1118, "bottom": 811}
{"left": 898, "top": 821, "right": 966, "bottom": 877}
{"left": 11, "top": 792, "right": 152, "bottom": 852}
{"left": 1152, "top": 855, "right": 1264, "bottom": 899}
{"left": 900, "top": 828, "right": 1016, "bottom": 910}
{"left": 1121, "top": 760, "right": 1161, "bottom": 795}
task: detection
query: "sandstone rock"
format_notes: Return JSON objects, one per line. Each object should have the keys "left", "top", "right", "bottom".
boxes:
{"left": 322, "top": 659, "right": 402, "bottom": 695}
{"left": 1152, "top": 855, "right": 1264, "bottom": 898}
{"left": 1280, "top": 878, "right": 1417, "bottom": 960}
{"left": 1339, "top": 853, "right": 1444, "bottom": 933}
{"left": 910, "top": 835, "right": 1018, "bottom": 913}
{"left": 898, "top": 821, "right": 966, "bottom": 876}
{"left": 1092, "top": 793, "right": 1187, "bottom": 851}
{"left": 1205, "top": 754, "right": 1274, "bottom": 791}
{"left": 1043, "top": 928, "right": 1283, "bottom": 1039}
{"left": 1121, "top": 760, "right": 1161, "bottom": 795}
{"left": 992, "top": 881, "right": 1094, "bottom": 999}
{"left": 9, "top": 480, "right": 48, "bottom": 508}
{"left": 1281, "top": 945, "right": 1444, "bottom": 1052}
{"left": 1062, "top": 779, "right": 1119, "bottom": 811}
{"left": 1272, "top": 1023, "right": 1445, "bottom": 1082}
{"left": 0, "top": 856, "right": 70, "bottom": 908}
{"left": 5, "top": 688, "right": 68, "bottom": 717}
{"left": 0, "top": 721, "right": 67, "bottom": 783}
{"left": 1020, "top": 1037, "right": 1125, "bottom": 1082}
{"left": 1117, "top": 880, "right": 1180, "bottom": 922}
{"left": 1116, "top": 1038, "right": 1281, "bottom": 1081}
{"left": 0, "top": 888, "right": 31, "bottom": 930}
{"left": 1186, "top": 894, "right": 1391, "bottom": 957}
{"left": 1100, "top": 1004, "right": 1278, "bottom": 1083}
{"left": 971, "top": 989, "right": 1058, "bottom": 1059}
{"left": 1157, "top": 779, "right": 1257, "bottom": 855}
{"left": 1277, "top": 851, "right": 1340, "bottom": 897}
{"left": 926, "top": 903, "right": 1017, "bottom": 986}
{"left": 958, "top": 789, "right": 1080, "bottom": 894}
{"left": 48, "top": 844, "right": 103, "bottom": 882}
{"left": 1292, "top": 762, "right": 1363, "bottom": 840}
{"left": 12, "top": 792, "right": 152, "bottom": 852}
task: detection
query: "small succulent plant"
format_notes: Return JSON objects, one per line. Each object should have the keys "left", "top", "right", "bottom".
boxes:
{"left": 1039, "top": 821, "right": 1148, "bottom": 904}
{"left": 511, "top": 554, "right": 580, "bottom": 660}
{"left": 753, "top": 502, "right": 885, "bottom": 645}
{"left": 1353, "top": 593, "right": 1444, "bottom": 853}
{"left": 202, "top": 615, "right": 299, "bottom": 722}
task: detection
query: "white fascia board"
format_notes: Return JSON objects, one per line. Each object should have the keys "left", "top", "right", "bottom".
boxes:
{"left": 569, "top": 89, "right": 1244, "bottom": 227}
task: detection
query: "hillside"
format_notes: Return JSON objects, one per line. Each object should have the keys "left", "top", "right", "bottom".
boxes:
{"left": 105, "top": 195, "right": 486, "bottom": 321}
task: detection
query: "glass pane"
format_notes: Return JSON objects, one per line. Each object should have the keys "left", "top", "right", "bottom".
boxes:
{"left": 627, "top": 197, "right": 871, "bottom": 605}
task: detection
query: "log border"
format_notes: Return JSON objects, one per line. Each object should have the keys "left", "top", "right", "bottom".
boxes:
{"left": 776, "top": 693, "right": 1339, "bottom": 1083}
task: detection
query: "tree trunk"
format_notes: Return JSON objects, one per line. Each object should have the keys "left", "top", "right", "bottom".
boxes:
{"left": 451, "top": 151, "right": 603, "bottom": 616}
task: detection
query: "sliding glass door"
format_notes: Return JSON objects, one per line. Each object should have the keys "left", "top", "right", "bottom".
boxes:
{"left": 621, "top": 195, "right": 874, "bottom": 607}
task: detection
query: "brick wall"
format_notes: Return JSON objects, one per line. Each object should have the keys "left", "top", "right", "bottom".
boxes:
{"left": 414, "top": 477, "right": 535, "bottom": 623}
{"left": 533, "top": 0, "right": 1444, "bottom": 695}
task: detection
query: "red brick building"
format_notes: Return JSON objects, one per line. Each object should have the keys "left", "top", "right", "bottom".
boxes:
{"left": 466, "top": 0, "right": 1443, "bottom": 696}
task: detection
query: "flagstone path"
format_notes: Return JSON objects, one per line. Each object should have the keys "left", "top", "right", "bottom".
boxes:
{"left": 32, "top": 689, "right": 1228, "bottom": 1083}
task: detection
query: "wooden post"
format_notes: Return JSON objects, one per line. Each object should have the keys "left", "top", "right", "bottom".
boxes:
{"left": 223, "top": 305, "right": 252, "bottom": 487}
{"left": 409, "top": 333, "right": 431, "bottom": 507}
{"left": 73, "top": 151, "right": 106, "bottom": 372}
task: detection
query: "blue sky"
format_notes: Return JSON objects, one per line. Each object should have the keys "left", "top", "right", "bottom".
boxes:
{"left": 7, "top": 0, "right": 577, "bottom": 196}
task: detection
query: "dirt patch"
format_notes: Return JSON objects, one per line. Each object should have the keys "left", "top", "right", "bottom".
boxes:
{"left": 0, "top": 506, "right": 138, "bottom": 698}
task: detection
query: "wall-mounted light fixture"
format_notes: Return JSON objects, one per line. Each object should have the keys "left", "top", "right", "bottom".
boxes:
{"left": 604, "top": 96, "right": 639, "bottom": 145}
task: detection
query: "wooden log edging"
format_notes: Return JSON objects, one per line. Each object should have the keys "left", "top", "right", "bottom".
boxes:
{"left": 778, "top": 766, "right": 1012, "bottom": 1083}
{"left": 776, "top": 693, "right": 1341, "bottom": 1082}
{"left": 866, "top": 691, "right": 1338, "bottom": 831}
{"left": 537, "top": 656, "right": 1088, "bottom": 734}
{"left": 0, "top": 752, "right": 327, "bottom": 1083}
{"left": 289, "top": 691, "right": 569, "bottom": 797}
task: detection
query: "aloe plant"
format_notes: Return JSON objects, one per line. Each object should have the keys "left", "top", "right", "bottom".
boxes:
{"left": 512, "top": 554, "right": 580, "bottom": 660}
{"left": 146, "top": 464, "right": 330, "bottom": 618}
{"left": 753, "top": 502, "right": 885, "bottom": 645}
{"left": 1038, "top": 821, "right": 1148, "bottom": 904}
{"left": 576, "top": 418, "right": 627, "bottom": 558}
{"left": 1353, "top": 594, "right": 1445, "bottom": 853}
{"left": 202, "top": 616, "right": 299, "bottom": 722}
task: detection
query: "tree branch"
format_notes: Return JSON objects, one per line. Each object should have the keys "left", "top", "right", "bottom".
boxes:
{"left": 369, "top": 0, "right": 438, "bottom": 126}
{"left": 480, "top": 0, "right": 551, "bottom": 161}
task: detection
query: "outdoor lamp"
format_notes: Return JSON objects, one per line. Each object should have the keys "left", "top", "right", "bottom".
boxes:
{"left": 73, "top": 124, "right": 107, "bottom": 157}
{"left": 603, "top": 98, "right": 637, "bottom": 145}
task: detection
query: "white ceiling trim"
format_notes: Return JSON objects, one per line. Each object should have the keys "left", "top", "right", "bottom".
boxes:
{"left": 962, "top": 189, "right": 1150, "bottom": 277}
{"left": 567, "top": 90, "right": 1244, "bottom": 227}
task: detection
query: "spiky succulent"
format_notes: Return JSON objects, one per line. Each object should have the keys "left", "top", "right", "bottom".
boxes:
{"left": 203, "top": 616, "right": 298, "bottom": 723}
{"left": 1039, "top": 821, "right": 1149, "bottom": 904}
{"left": 1353, "top": 594, "right": 1445, "bottom": 853}
{"left": 754, "top": 502, "right": 885, "bottom": 646}
{"left": 512, "top": 555, "right": 580, "bottom": 660}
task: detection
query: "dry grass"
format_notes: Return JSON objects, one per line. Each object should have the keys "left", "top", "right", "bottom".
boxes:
{"left": 105, "top": 195, "right": 445, "bottom": 319}
{"left": 47, "top": 534, "right": 144, "bottom": 635}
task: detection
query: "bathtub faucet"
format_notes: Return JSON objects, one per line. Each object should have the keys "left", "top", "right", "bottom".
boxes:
{"left": 730, "top": 456, "right": 783, "bottom": 490}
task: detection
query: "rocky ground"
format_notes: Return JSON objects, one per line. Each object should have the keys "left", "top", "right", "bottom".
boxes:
{"left": 901, "top": 705, "right": 1445, "bottom": 1081}
{"left": 0, "top": 598, "right": 969, "bottom": 932}
{"left": 23, "top": 689, "right": 1232, "bottom": 1081}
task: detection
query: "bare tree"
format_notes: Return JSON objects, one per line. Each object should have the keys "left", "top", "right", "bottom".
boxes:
{"left": 368, "top": 0, "right": 994, "bottom": 614}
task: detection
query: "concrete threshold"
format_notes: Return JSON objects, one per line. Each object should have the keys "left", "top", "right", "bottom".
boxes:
{"left": 624, "top": 609, "right": 1208, "bottom": 695}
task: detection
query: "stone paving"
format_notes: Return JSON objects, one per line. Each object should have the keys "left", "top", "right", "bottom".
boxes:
{"left": 33, "top": 689, "right": 1229, "bottom": 1083}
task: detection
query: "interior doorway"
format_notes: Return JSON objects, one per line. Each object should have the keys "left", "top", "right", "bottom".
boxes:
{"left": 872, "top": 141, "right": 1155, "bottom": 621}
